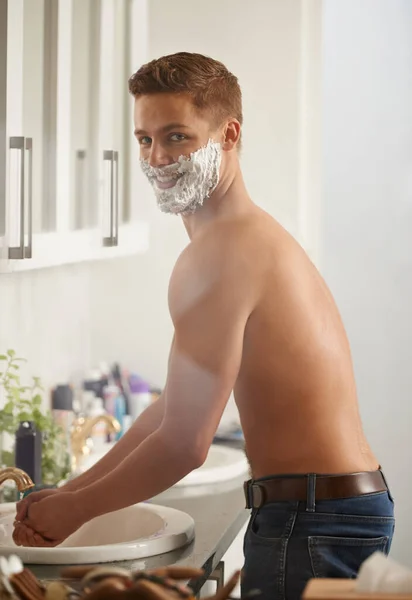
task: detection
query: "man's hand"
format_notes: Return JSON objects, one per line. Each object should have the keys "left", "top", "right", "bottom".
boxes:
{"left": 15, "top": 488, "right": 60, "bottom": 521}
{"left": 13, "top": 491, "right": 86, "bottom": 547}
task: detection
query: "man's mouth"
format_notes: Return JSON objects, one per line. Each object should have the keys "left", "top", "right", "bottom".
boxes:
{"left": 155, "top": 173, "right": 182, "bottom": 190}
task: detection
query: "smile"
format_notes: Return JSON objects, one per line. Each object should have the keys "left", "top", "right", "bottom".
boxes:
{"left": 155, "top": 174, "right": 182, "bottom": 190}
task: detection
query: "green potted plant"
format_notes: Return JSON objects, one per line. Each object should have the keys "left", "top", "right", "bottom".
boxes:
{"left": 0, "top": 349, "right": 71, "bottom": 499}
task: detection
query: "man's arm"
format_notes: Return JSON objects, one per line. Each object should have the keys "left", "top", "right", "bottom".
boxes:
{"left": 15, "top": 393, "right": 167, "bottom": 523}
{"left": 63, "top": 393, "right": 166, "bottom": 491}
{"left": 64, "top": 337, "right": 175, "bottom": 491}
{"left": 16, "top": 337, "right": 178, "bottom": 522}
{"left": 75, "top": 239, "right": 257, "bottom": 519}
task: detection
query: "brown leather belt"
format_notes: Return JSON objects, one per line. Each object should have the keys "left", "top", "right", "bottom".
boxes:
{"left": 244, "top": 469, "right": 388, "bottom": 509}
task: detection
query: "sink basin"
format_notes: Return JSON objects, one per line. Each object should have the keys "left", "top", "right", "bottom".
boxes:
{"left": 0, "top": 502, "right": 194, "bottom": 564}
{"left": 175, "top": 445, "right": 249, "bottom": 486}
{"left": 81, "top": 444, "right": 249, "bottom": 487}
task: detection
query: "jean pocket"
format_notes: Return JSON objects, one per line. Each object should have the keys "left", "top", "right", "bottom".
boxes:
{"left": 248, "top": 509, "right": 297, "bottom": 545}
{"left": 308, "top": 535, "right": 389, "bottom": 579}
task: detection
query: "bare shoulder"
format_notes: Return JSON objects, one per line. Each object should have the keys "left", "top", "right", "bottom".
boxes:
{"left": 168, "top": 208, "right": 314, "bottom": 327}
{"left": 168, "top": 215, "right": 267, "bottom": 321}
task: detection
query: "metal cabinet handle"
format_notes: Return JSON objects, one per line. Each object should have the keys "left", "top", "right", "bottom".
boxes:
{"left": 8, "top": 137, "right": 25, "bottom": 260}
{"left": 102, "top": 149, "right": 119, "bottom": 247}
{"left": 8, "top": 136, "right": 33, "bottom": 260}
{"left": 24, "top": 138, "right": 33, "bottom": 259}
{"left": 113, "top": 150, "right": 119, "bottom": 245}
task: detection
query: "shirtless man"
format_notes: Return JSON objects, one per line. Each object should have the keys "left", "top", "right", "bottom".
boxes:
{"left": 14, "top": 53, "right": 394, "bottom": 600}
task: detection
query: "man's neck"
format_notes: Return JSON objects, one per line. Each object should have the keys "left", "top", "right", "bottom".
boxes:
{"left": 182, "top": 168, "right": 253, "bottom": 240}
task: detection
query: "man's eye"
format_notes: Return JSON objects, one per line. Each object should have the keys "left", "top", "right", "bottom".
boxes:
{"left": 169, "top": 134, "right": 186, "bottom": 142}
{"left": 139, "top": 136, "right": 151, "bottom": 145}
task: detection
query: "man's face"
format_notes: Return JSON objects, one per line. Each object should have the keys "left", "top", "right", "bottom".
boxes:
{"left": 134, "top": 92, "right": 218, "bottom": 167}
{"left": 134, "top": 93, "right": 223, "bottom": 215}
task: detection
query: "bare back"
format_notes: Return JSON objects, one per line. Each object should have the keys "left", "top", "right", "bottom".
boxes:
{"left": 228, "top": 209, "right": 377, "bottom": 477}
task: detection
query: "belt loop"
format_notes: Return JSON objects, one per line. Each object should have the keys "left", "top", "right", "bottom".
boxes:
{"left": 379, "top": 466, "right": 394, "bottom": 502}
{"left": 244, "top": 479, "right": 253, "bottom": 509}
{"left": 306, "top": 473, "right": 316, "bottom": 512}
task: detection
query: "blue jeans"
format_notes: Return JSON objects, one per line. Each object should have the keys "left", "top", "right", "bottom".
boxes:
{"left": 242, "top": 490, "right": 395, "bottom": 600}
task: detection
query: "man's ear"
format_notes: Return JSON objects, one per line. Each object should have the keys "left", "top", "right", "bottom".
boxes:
{"left": 222, "top": 119, "right": 241, "bottom": 151}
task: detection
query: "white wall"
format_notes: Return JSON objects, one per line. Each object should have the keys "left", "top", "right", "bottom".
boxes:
{"left": 0, "top": 263, "right": 92, "bottom": 393}
{"left": 321, "top": 0, "right": 412, "bottom": 564}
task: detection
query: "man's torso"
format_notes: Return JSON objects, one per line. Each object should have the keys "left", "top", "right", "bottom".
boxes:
{"left": 175, "top": 206, "right": 378, "bottom": 478}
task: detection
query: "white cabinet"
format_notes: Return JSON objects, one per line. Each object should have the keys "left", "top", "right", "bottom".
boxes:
{"left": 0, "top": 0, "right": 40, "bottom": 273}
{"left": 0, "top": 0, "right": 149, "bottom": 274}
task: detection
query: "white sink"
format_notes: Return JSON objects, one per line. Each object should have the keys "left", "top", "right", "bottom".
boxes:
{"left": 0, "top": 502, "right": 194, "bottom": 565}
{"left": 175, "top": 445, "right": 248, "bottom": 486}
{"left": 81, "top": 444, "right": 249, "bottom": 487}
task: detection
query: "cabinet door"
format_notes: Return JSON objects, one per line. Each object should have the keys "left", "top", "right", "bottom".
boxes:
{"left": 0, "top": 0, "right": 26, "bottom": 273}
{"left": 125, "top": 0, "right": 153, "bottom": 225}
{"left": 0, "top": 0, "right": 59, "bottom": 273}
{"left": 98, "top": 0, "right": 122, "bottom": 248}
{"left": 112, "top": 0, "right": 129, "bottom": 230}
{"left": 68, "top": 0, "right": 127, "bottom": 250}
{"left": 69, "top": 0, "right": 100, "bottom": 233}
{"left": 22, "top": 0, "right": 58, "bottom": 238}
{"left": 96, "top": 0, "right": 149, "bottom": 256}
{"left": 0, "top": 0, "right": 13, "bottom": 272}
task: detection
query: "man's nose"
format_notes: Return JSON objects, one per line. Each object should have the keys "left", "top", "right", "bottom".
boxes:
{"left": 148, "top": 142, "right": 174, "bottom": 168}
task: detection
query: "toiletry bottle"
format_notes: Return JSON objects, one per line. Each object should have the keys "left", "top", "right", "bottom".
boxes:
{"left": 102, "top": 383, "right": 122, "bottom": 443}
{"left": 103, "top": 383, "right": 120, "bottom": 417}
{"left": 129, "top": 375, "right": 152, "bottom": 421}
{"left": 15, "top": 421, "right": 42, "bottom": 485}
{"left": 51, "top": 384, "right": 74, "bottom": 454}
{"left": 114, "top": 390, "right": 126, "bottom": 441}
{"left": 112, "top": 363, "right": 131, "bottom": 416}
{"left": 86, "top": 396, "right": 107, "bottom": 451}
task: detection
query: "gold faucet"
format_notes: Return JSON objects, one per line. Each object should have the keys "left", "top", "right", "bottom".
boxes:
{"left": 0, "top": 467, "right": 34, "bottom": 492}
{"left": 71, "top": 414, "right": 121, "bottom": 472}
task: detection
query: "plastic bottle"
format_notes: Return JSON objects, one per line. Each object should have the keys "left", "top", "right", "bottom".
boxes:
{"left": 114, "top": 390, "right": 126, "bottom": 441}
{"left": 112, "top": 363, "right": 131, "bottom": 416}
{"left": 129, "top": 375, "right": 152, "bottom": 422}
{"left": 103, "top": 384, "right": 121, "bottom": 417}
{"left": 51, "top": 384, "right": 74, "bottom": 454}
{"left": 15, "top": 421, "right": 42, "bottom": 485}
{"left": 86, "top": 396, "right": 107, "bottom": 451}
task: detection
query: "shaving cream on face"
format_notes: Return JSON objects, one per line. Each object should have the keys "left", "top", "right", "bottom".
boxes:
{"left": 140, "top": 139, "right": 222, "bottom": 215}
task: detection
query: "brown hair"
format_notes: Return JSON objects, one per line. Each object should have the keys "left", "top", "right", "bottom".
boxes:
{"left": 128, "top": 52, "right": 243, "bottom": 145}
